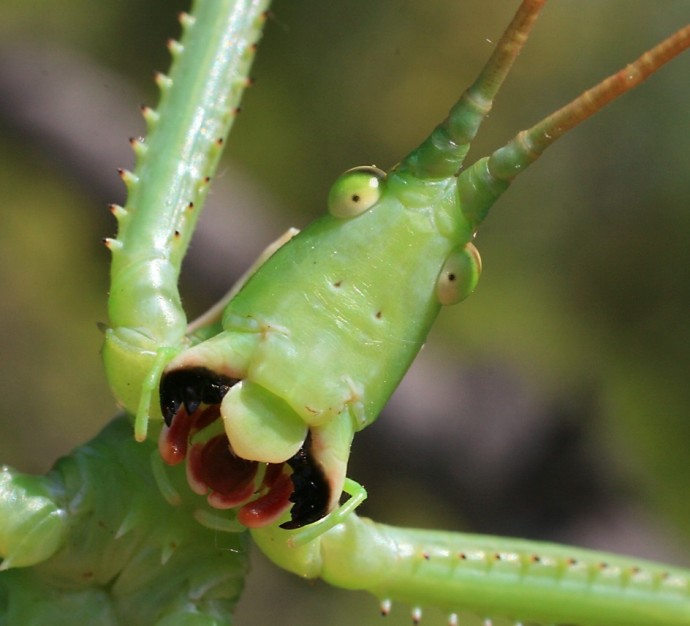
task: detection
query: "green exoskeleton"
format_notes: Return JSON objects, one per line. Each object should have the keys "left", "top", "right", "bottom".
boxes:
{"left": 0, "top": 417, "right": 248, "bottom": 625}
{"left": 1, "top": 1, "right": 689, "bottom": 625}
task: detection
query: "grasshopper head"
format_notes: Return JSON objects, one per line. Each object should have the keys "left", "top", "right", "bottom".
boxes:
{"left": 155, "top": 163, "right": 483, "bottom": 532}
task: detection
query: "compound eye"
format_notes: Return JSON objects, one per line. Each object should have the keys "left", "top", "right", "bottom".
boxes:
{"left": 436, "top": 243, "right": 482, "bottom": 306}
{"left": 327, "top": 166, "right": 386, "bottom": 218}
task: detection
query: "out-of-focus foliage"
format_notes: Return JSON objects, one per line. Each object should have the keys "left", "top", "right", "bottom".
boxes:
{"left": 1, "top": 2, "right": 689, "bottom": 625}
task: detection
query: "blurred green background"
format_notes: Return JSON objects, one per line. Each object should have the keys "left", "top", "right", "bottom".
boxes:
{"left": 1, "top": 1, "right": 689, "bottom": 625}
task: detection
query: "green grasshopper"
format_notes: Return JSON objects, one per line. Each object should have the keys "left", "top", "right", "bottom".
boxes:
{"left": 1, "top": 1, "right": 689, "bottom": 624}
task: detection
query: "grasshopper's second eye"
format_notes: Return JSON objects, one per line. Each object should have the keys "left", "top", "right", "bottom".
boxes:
{"left": 327, "top": 166, "right": 386, "bottom": 218}
{"left": 437, "top": 243, "right": 482, "bottom": 306}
